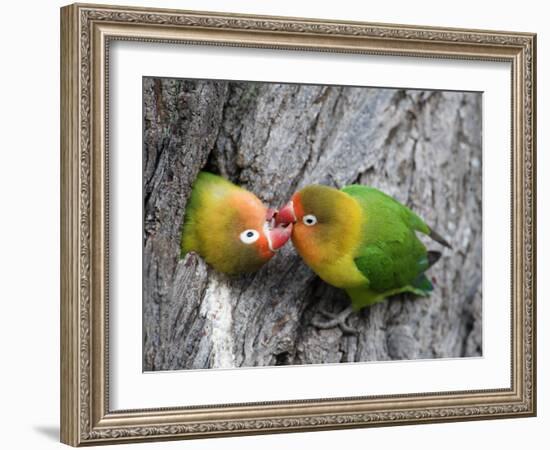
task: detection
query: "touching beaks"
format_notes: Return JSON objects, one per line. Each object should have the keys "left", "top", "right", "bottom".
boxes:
{"left": 265, "top": 207, "right": 277, "bottom": 222}
{"left": 274, "top": 201, "right": 296, "bottom": 226}
{"left": 266, "top": 223, "right": 293, "bottom": 252}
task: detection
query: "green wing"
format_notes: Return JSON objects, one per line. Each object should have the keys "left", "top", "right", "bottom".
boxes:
{"left": 353, "top": 242, "right": 431, "bottom": 293}
{"left": 342, "top": 185, "right": 432, "bottom": 293}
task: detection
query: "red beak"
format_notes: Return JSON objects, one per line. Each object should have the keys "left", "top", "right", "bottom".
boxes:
{"left": 266, "top": 223, "right": 293, "bottom": 252}
{"left": 275, "top": 201, "right": 296, "bottom": 226}
{"left": 265, "top": 207, "right": 277, "bottom": 221}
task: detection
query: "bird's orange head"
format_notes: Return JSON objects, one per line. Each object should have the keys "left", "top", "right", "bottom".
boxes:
{"left": 275, "top": 185, "right": 361, "bottom": 266}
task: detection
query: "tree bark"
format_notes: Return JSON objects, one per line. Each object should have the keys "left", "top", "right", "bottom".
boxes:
{"left": 143, "top": 78, "right": 482, "bottom": 371}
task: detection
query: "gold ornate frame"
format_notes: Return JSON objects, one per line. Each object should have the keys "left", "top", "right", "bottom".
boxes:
{"left": 60, "top": 3, "right": 536, "bottom": 446}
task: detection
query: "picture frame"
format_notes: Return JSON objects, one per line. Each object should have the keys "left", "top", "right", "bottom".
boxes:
{"left": 60, "top": 2, "right": 536, "bottom": 446}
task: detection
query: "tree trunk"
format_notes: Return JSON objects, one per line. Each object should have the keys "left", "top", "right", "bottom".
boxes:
{"left": 142, "top": 78, "right": 482, "bottom": 371}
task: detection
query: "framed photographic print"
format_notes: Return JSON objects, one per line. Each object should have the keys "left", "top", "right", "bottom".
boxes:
{"left": 60, "top": 3, "right": 536, "bottom": 446}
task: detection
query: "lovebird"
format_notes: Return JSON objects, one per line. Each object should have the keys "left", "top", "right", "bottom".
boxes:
{"left": 181, "top": 172, "right": 292, "bottom": 274}
{"left": 275, "top": 184, "right": 451, "bottom": 333}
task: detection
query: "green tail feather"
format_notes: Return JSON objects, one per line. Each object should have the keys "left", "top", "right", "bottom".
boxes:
{"left": 412, "top": 273, "right": 433, "bottom": 293}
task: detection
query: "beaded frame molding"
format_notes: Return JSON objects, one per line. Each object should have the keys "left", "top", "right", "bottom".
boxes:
{"left": 60, "top": 3, "right": 536, "bottom": 446}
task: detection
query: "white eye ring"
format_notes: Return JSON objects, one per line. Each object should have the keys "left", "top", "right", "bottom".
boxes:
{"left": 303, "top": 214, "right": 317, "bottom": 226}
{"left": 240, "top": 229, "right": 260, "bottom": 244}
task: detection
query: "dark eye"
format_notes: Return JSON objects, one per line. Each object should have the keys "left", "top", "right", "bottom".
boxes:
{"left": 303, "top": 214, "right": 317, "bottom": 226}
{"left": 240, "top": 229, "right": 260, "bottom": 244}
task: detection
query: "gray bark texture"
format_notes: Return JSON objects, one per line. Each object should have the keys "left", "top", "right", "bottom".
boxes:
{"left": 143, "top": 77, "right": 482, "bottom": 371}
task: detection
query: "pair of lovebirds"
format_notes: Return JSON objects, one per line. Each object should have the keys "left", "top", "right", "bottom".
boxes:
{"left": 181, "top": 171, "right": 451, "bottom": 333}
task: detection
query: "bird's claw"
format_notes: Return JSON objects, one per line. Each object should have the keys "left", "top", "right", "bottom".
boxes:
{"left": 312, "top": 305, "right": 358, "bottom": 335}
{"left": 318, "top": 307, "right": 337, "bottom": 319}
